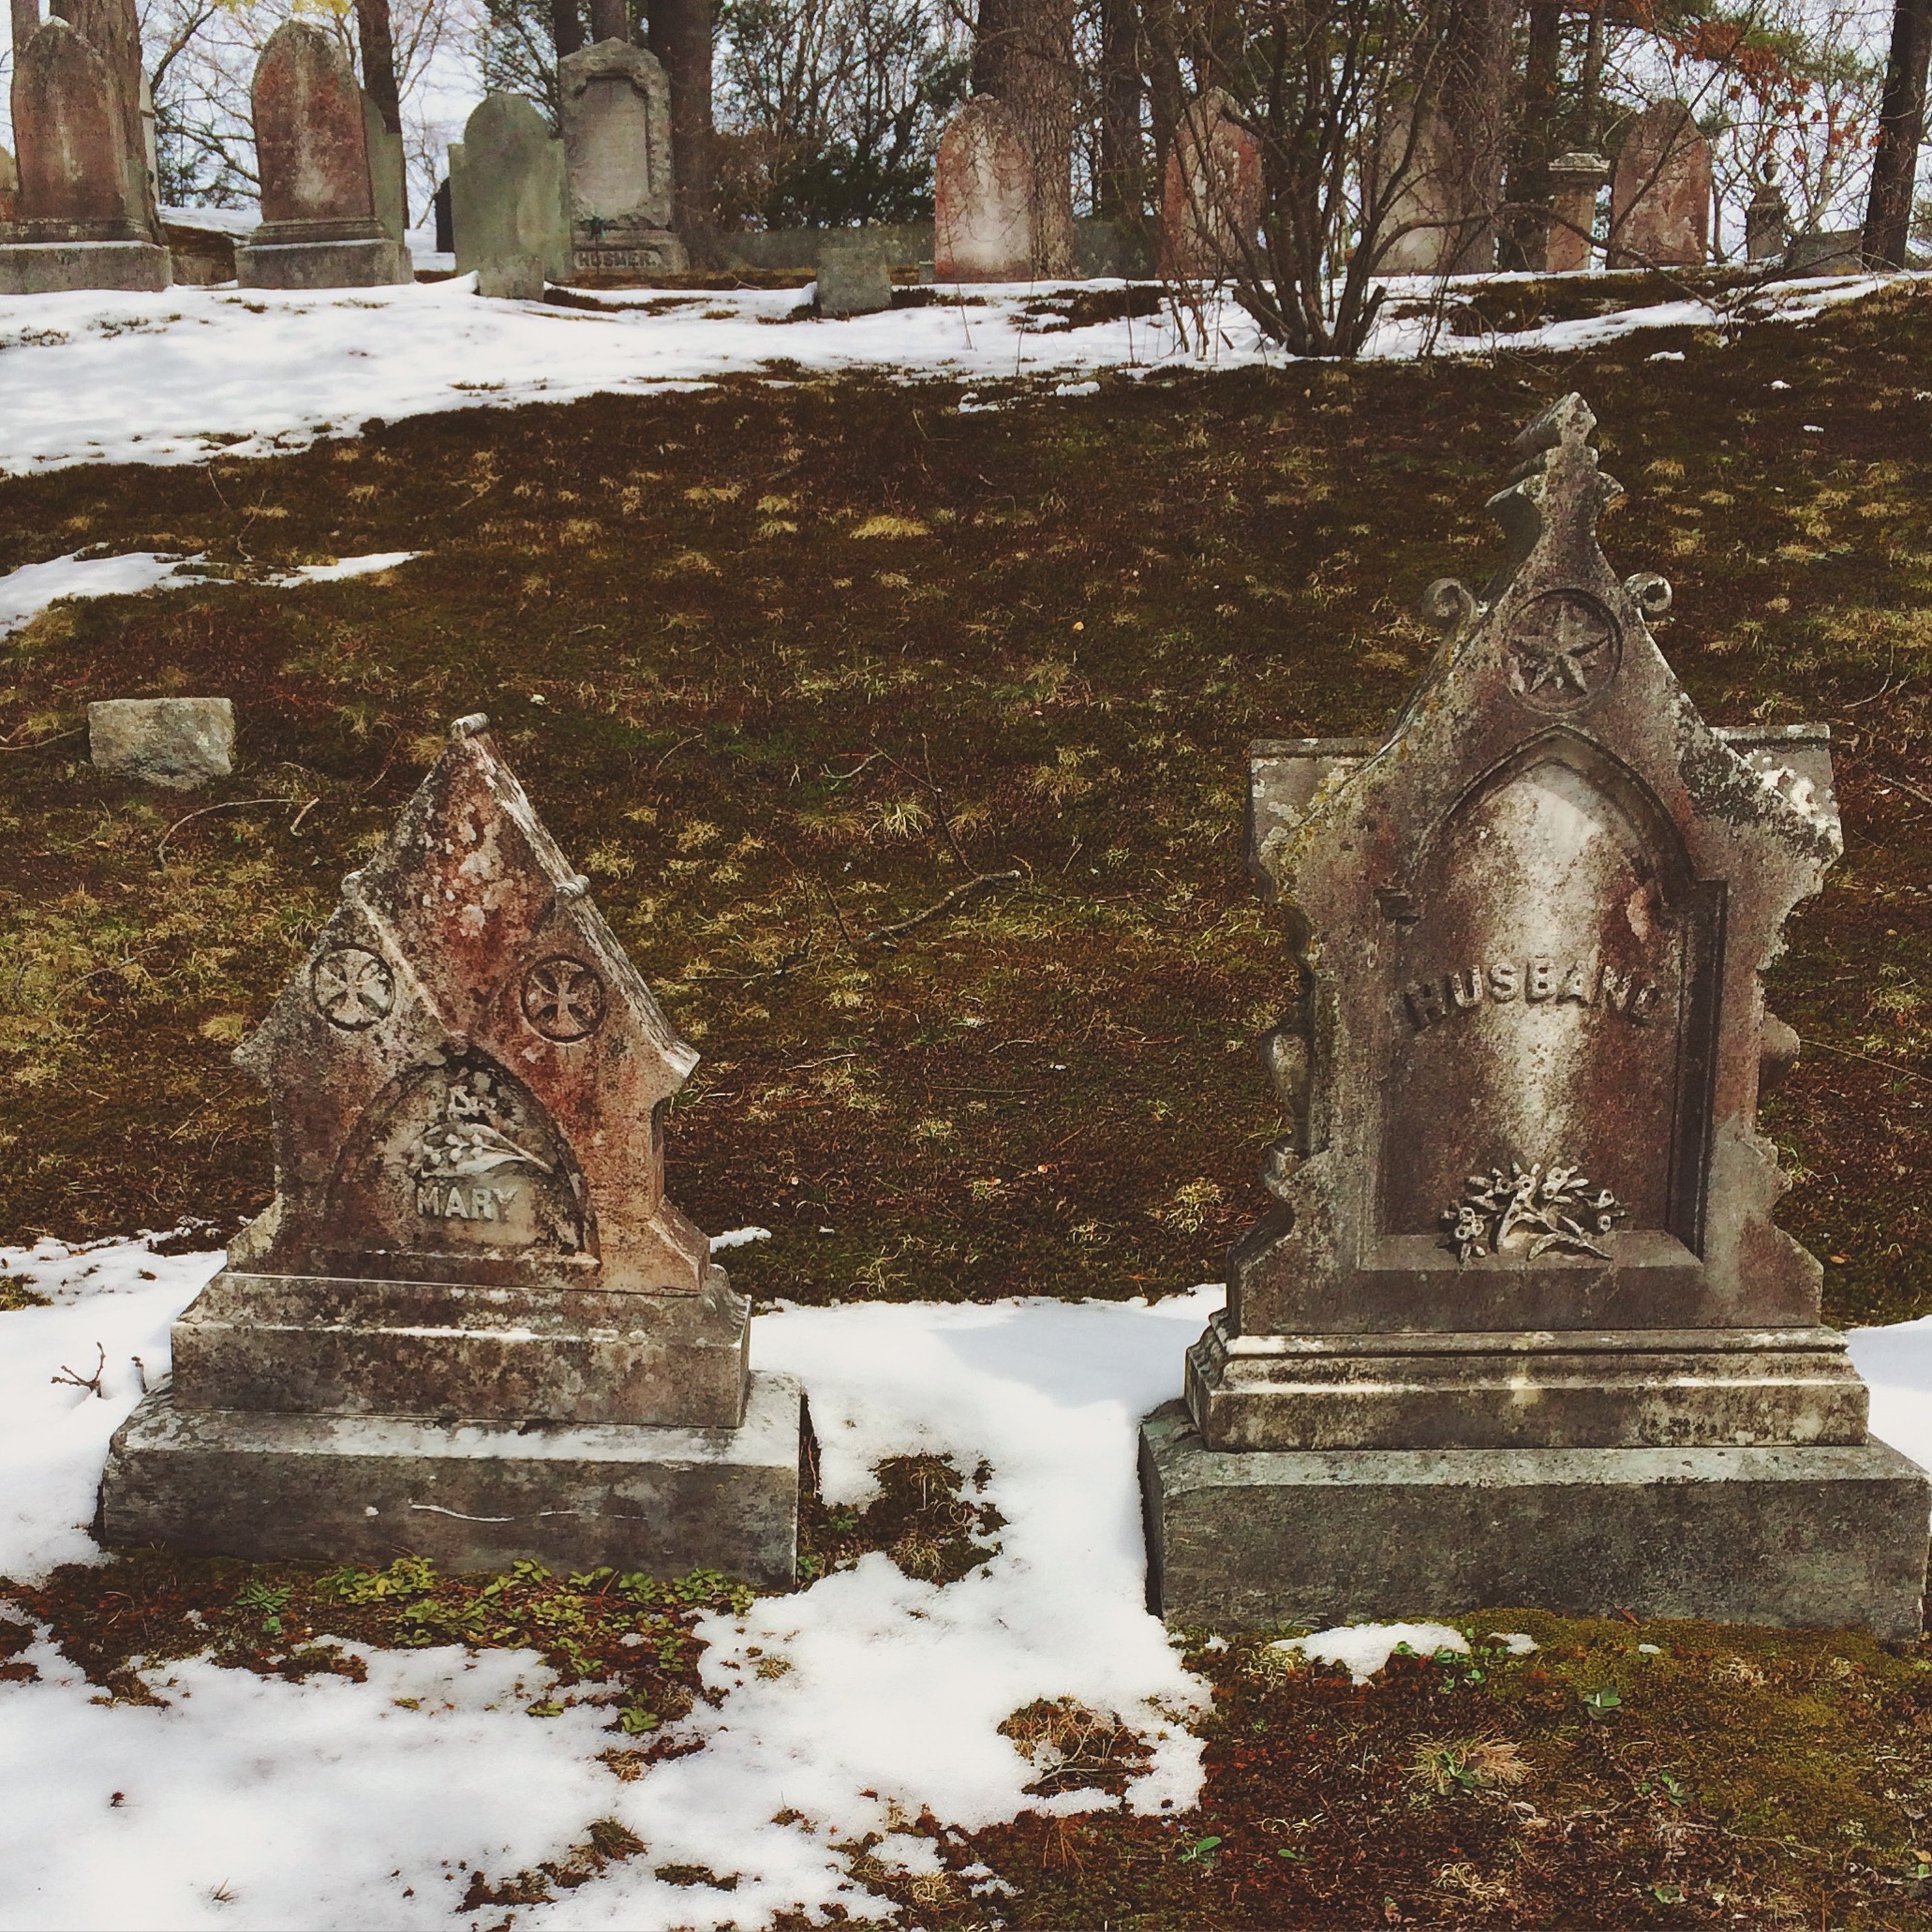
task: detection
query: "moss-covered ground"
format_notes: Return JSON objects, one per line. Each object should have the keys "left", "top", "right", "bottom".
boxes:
{"left": 6, "top": 273, "right": 1932, "bottom": 1925}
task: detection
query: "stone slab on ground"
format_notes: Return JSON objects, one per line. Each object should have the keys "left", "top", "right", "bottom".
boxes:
{"left": 102, "top": 1368, "right": 804, "bottom": 1585}
{"left": 88, "top": 695, "right": 233, "bottom": 787}
{"left": 235, "top": 235, "right": 411, "bottom": 290}
{"left": 1140, "top": 1400, "right": 1930, "bottom": 1640}
{"left": 0, "top": 238, "right": 168, "bottom": 292}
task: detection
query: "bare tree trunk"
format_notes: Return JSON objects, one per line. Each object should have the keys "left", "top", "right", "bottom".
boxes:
{"left": 1097, "top": 0, "right": 1142, "bottom": 226}
{"left": 1865, "top": 0, "right": 1932, "bottom": 267}
{"left": 588, "top": 0, "right": 626, "bottom": 41}
{"left": 551, "top": 0, "right": 585, "bottom": 59}
{"left": 356, "top": 0, "right": 402, "bottom": 135}
{"left": 1437, "top": 0, "right": 1512, "bottom": 274}
{"left": 1499, "top": 0, "right": 1562, "bottom": 270}
{"left": 648, "top": 0, "right": 719, "bottom": 265}
{"left": 1142, "top": 0, "right": 1182, "bottom": 194}
{"left": 973, "top": 0, "right": 1077, "bottom": 275}
{"left": 11, "top": 0, "right": 38, "bottom": 65}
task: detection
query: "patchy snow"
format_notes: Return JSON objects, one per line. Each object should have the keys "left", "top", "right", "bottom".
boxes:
{"left": 708, "top": 1226, "right": 773, "bottom": 1252}
{"left": 0, "top": 1235, "right": 1211, "bottom": 1929}
{"left": 0, "top": 549, "right": 422, "bottom": 638}
{"left": 0, "top": 268, "right": 1902, "bottom": 476}
{"left": 7, "top": 1229, "right": 1930, "bottom": 1929}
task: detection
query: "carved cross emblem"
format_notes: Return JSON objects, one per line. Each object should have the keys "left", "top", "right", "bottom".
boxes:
{"left": 1505, "top": 589, "right": 1620, "bottom": 712}
{"left": 311, "top": 945, "right": 394, "bottom": 1029}
{"left": 520, "top": 955, "right": 607, "bottom": 1042}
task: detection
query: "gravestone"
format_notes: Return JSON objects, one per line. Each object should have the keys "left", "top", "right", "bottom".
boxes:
{"left": 0, "top": 144, "right": 15, "bottom": 225}
{"left": 1544, "top": 150, "right": 1607, "bottom": 274}
{"left": 816, "top": 230, "right": 892, "bottom": 316}
{"left": 450, "top": 93, "right": 569, "bottom": 301}
{"left": 1158, "top": 89, "right": 1260, "bottom": 281}
{"left": 1140, "top": 394, "right": 1930, "bottom": 1638}
{"left": 933, "top": 97, "right": 1033, "bottom": 282}
{"left": 558, "top": 37, "right": 686, "bottom": 284}
{"left": 1746, "top": 166, "right": 1789, "bottom": 264}
{"left": 0, "top": 11, "right": 168, "bottom": 292}
{"left": 89, "top": 696, "right": 234, "bottom": 788}
{"left": 1375, "top": 105, "right": 1458, "bottom": 275}
{"left": 236, "top": 21, "right": 411, "bottom": 290}
{"left": 1787, "top": 229, "right": 1864, "bottom": 276}
{"left": 102, "top": 714, "right": 802, "bottom": 1583}
{"left": 1609, "top": 100, "right": 1709, "bottom": 269}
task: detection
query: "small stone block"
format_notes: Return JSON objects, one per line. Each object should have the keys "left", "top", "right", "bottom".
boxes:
{"left": 0, "top": 240, "right": 170, "bottom": 293}
{"left": 102, "top": 1369, "right": 805, "bottom": 1586}
{"left": 816, "top": 236, "right": 892, "bottom": 317}
{"left": 1140, "top": 1402, "right": 1930, "bottom": 1640}
{"left": 235, "top": 236, "right": 411, "bottom": 290}
{"left": 88, "top": 696, "right": 234, "bottom": 789}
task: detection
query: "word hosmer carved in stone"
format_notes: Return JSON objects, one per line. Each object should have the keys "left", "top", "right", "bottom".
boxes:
{"left": 102, "top": 716, "right": 799, "bottom": 1583}
{"left": 1141, "top": 395, "right": 1930, "bottom": 1638}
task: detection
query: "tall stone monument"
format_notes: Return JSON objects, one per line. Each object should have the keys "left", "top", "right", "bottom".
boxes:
{"left": 102, "top": 715, "right": 801, "bottom": 1584}
{"left": 1158, "top": 89, "right": 1261, "bottom": 281}
{"left": 1609, "top": 100, "right": 1709, "bottom": 269}
{"left": 0, "top": 0, "right": 169, "bottom": 294}
{"left": 450, "top": 92, "right": 570, "bottom": 300}
{"left": 236, "top": 21, "right": 411, "bottom": 290}
{"left": 558, "top": 37, "right": 686, "bottom": 283}
{"left": 934, "top": 97, "right": 1033, "bottom": 283}
{"left": 1141, "top": 395, "right": 1930, "bottom": 1639}
{"left": 1544, "top": 150, "right": 1608, "bottom": 274}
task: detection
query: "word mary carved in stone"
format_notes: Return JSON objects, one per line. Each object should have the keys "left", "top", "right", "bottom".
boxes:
{"left": 103, "top": 716, "right": 801, "bottom": 1584}
{"left": 1141, "top": 394, "right": 1930, "bottom": 1638}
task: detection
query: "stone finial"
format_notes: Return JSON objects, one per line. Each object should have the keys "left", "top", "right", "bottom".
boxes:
{"left": 231, "top": 719, "right": 710, "bottom": 1299}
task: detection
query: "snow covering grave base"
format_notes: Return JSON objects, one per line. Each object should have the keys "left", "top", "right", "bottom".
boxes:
{"left": 99, "top": 1368, "right": 804, "bottom": 1584}
{"left": 1141, "top": 1400, "right": 1930, "bottom": 1640}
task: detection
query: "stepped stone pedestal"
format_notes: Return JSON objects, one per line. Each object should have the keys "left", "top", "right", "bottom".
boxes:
{"left": 1141, "top": 396, "right": 1931, "bottom": 1639}
{"left": 102, "top": 713, "right": 800, "bottom": 1584}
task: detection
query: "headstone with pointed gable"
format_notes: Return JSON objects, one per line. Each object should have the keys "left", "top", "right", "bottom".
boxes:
{"left": 0, "top": 0, "right": 169, "bottom": 293}
{"left": 1140, "top": 395, "right": 1930, "bottom": 1637}
{"left": 558, "top": 37, "right": 687, "bottom": 284}
{"left": 102, "top": 715, "right": 801, "bottom": 1583}
{"left": 236, "top": 20, "right": 411, "bottom": 290}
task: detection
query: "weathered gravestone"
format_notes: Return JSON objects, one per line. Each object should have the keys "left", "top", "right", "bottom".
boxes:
{"left": 1158, "top": 89, "right": 1260, "bottom": 281}
{"left": 1140, "top": 395, "right": 1930, "bottom": 1638}
{"left": 934, "top": 97, "right": 1033, "bottom": 282}
{"left": 1609, "top": 100, "right": 1709, "bottom": 269}
{"left": 1746, "top": 166, "right": 1789, "bottom": 264}
{"left": 236, "top": 21, "right": 411, "bottom": 290}
{"left": 816, "top": 230, "right": 892, "bottom": 316}
{"left": 0, "top": 1, "right": 169, "bottom": 293}
{"left": 0, "top": 144, "right": 16, "bottom": 225}
{"left": 1544, "top": 150, "right": 1608, "bottom": 274}
{"left": 558, "top": 37, "right": 686, "bottom": 284}
{"left": 450, "top": 93, "right": 569, "bottom": 301}
{"left": 101, "top": 714, "right": 802, "bottom": 1583}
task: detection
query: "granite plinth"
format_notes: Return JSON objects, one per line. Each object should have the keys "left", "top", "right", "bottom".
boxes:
{"left": 1140, "top": 1401, "right": 1931, "bottom": 1640}
{"left": 171, "top": 1269, "right": 751, "bottom": 1427}
{"left": 1185, "top": 1309, "right": 1870, "bottom": 1450}
{"left": 569, "top": 224, "right": 686, "bottom": 283}
{"left": 0, "top": 238, "right": 168, "bottom": 291}
{"left": 101, "top": 1369, "right": 804, "bottom": 1584}
{"left": 237, "top": 231, "right": 410, "bottom": 289}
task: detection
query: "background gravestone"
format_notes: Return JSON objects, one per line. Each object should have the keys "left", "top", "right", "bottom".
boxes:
{"left": 558, "top": 37, "right": 687, "bottom": 284}
{"left": 1141, "top": 394, "right": 1930, "bottom": 1639}
{"left": 0, "top": 143, "right": 16, "bottom": 224}
{"left": 816, "top": 230, "right": 892, "bottom": 315}
{"left": 0, "top": 11, "right": 168, "bottom": 292}
{"left": 102, "top": 714, "right": 802, "bottom": 1582}
{"left": 450, "top": 92, "right": 569, "bottom": 301}
{"left": 235, "top": 21, "right": 411, "bottom": 290}
{"left": 1158, "top": 89, "right": 1260, "bottom": 281}
{"left": 1609, "top": 100, "right": 1710, "bottom": 268}
{"left": 933, "top": 97, "right": 1033, "bottom": 282}
{"left": 1544, "top": 150, "right": 1607, "bottom": 273}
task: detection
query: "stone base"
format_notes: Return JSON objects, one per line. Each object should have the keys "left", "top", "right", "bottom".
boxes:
{"left": 1184, "top": 1310, "right": 1870, "bottom": 1450}
{"left": 0, "top": 241, "right": 171, "bottom": 294}
{"left": 237, "top": 236, "right": 412, "bottom": 290}
{"left": 100, "top": 1370, "right": 804, "bottom": 1586}
{"left": 569, "top": 226, "right": 687, "bottom": 284}
{"left": 1139, "top": 1401, "right": 1931, "bottom": 1640}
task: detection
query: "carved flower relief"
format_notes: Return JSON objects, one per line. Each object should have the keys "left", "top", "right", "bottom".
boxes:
{"left": 1443, "top": 1159, "right": 1628, "bottom": 1264}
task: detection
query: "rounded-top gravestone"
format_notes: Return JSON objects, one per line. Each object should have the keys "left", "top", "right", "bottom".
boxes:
{"left": 934, "top": 97, "right": 1033, "bottom": 282}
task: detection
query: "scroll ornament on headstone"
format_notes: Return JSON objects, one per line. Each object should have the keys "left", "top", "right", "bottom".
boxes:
{"left": 1141, "top": 394, "right": 1930, "bottom": 1638}
{"left": 103, "top": 716, "right": 802, "bottom": 1583}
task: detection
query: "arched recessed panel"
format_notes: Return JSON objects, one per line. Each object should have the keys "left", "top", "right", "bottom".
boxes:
{"left": 326, "top": 1050, "right": 595, "bottom": 1267}
{"left": 1377, "top": 737, "right": 1717, "bottom": 1256}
